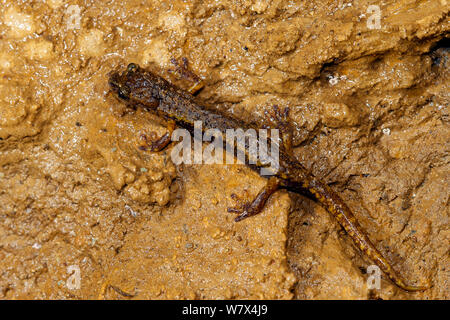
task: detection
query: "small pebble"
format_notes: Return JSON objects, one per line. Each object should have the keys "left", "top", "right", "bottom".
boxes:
{"left": 32, "top": 243, "right": 41, "bottom": 249}
{"left": 125, "top": 204, "right": 138, "bottom": 217}
{"left": 328, "top": 75, "right": 339, "bottom": 85}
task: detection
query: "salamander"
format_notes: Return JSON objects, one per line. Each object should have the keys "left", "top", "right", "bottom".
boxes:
{"left": 108, "top": 62, "right": 430, "bottom": 292}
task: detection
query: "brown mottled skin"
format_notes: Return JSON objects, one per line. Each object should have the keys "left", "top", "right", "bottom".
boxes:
{"left": 109, "top": 63, "right": 430, "bottom": 292}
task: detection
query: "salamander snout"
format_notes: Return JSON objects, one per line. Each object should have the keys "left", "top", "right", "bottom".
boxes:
{"left": 108, "top": 63, "right": 141, "bottom": 101}
{"left": 108, "top": 71, "right": 131, "bottom": 101}
{"left": 108, "top": 71, "right": 120, "bottom": 92}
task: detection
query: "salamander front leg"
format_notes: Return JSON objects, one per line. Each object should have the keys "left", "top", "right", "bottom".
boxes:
{"left": 228, "top": 177, "right": 280, "bottom": 222}
{"left": 138, "top": 119, "right": 176, "bottom": 152}
{"left": 169, "top": 57, "right": 204, "bottom": 95}
{"left": 264, "top": 105, "right": 293, "bottom": 153}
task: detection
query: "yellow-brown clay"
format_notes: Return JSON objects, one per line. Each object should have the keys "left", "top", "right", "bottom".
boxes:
{"left": 109, "top": 63, "right": 431, "bottom": 292}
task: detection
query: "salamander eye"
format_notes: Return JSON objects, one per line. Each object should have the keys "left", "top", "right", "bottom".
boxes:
{"left": 127, "top": 63, "right": 138, "bottom": 73}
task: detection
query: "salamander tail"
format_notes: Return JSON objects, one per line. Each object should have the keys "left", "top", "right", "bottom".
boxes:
{"left": 305, "top": 177, "right": 431, "bottom": 292}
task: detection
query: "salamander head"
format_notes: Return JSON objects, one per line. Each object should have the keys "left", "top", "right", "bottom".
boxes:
{"left": 109, "top": 63, "right": 166, "bottom": 104}
{"left": 108, "top": 63, "right": 140, "bottom": 101}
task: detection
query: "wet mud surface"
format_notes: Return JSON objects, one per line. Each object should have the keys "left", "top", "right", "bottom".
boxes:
{"left": 0, "top": 0, "right": 448, "bottom": 299}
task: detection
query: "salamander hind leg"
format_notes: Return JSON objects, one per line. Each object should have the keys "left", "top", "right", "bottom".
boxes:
{"left": 227, "top": 177, "right": 280, "bottom": 222}
{"left": 138, "top": 119, "right": 176, "bottom": 152}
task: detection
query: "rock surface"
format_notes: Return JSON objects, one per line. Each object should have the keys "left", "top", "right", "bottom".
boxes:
{"left": 0, "top": 0, "right": 448, "bottom": 299}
